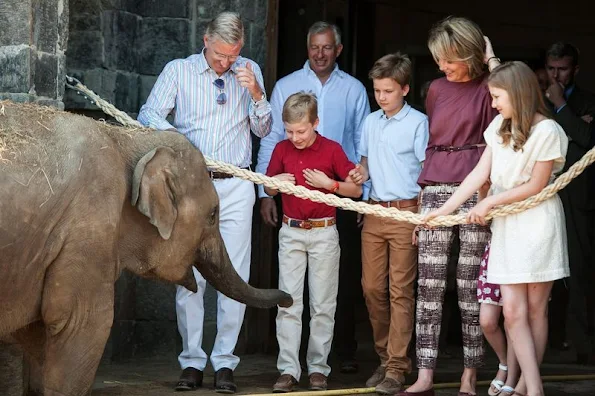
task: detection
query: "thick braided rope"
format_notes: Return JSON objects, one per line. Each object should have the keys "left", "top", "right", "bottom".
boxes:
{"left": 65, "top": 75, "right": 595, "bottom": 227}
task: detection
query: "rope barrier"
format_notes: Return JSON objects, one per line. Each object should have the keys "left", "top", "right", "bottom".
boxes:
{"left": 64, "top": 75, "right": 595, "bottom": 227}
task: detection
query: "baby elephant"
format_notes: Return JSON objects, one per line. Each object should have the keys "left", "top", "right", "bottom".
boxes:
{"left": 0, "top": 101, "right": 291, "bottom": 396}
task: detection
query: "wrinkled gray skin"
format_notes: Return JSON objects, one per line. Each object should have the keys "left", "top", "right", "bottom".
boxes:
{"left": 0, "top": 102, "right": 292, "bottom": 396}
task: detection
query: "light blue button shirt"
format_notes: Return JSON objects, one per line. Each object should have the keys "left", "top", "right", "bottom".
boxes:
{"left": 359, "top": 104, "right": 429, "bottom": 201}
{"left": 138, "top": 50, "right": 272, "bottom": 168}
{"left": 256, "top": 61, "right": 370, "bottom": 197}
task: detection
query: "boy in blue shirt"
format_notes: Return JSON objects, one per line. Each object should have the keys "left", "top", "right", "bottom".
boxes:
{"left": 353, "top": 52, "right": 429, "bottom": 394}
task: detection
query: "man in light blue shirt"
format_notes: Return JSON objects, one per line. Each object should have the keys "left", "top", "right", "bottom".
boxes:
{"left": 138, "top": 12, "right": 271, "bottom": 394}
{"left": 256, "top": 21, "right": 370, "bottom": 374}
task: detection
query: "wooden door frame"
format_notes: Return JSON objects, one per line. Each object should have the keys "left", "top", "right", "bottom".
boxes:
{"left": 264, "top": 0, "right": 279, "bottom": 96}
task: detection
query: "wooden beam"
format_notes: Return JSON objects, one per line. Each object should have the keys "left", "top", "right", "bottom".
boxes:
{"left": 264, "top": 0, "right": 279, "bottom": 96}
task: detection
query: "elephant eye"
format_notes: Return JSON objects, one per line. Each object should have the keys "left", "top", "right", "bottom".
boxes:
{"left": 209, "top": 206, "right": 218, "bottom": 226}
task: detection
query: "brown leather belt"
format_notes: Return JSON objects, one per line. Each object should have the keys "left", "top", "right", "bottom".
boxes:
{"left": 282, "top": 215, "right": 336, "bottom": 230}
{"left": 369, "top": 198, "right": 418, "bottom": 209}
{"left": 209, "top": 167, "right": 249, "bottom": 179}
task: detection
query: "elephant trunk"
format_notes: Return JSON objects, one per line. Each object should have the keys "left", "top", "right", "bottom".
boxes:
{"left": 195, "top": 239, "right": 292, "bottom": 309}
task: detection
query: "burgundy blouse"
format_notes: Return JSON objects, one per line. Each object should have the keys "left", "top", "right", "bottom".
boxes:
{"left": 418, "top": 73, "right": 498, "bottom": 186}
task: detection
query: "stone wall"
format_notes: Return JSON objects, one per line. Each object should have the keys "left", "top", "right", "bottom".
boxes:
{"left": 0, "top": 0, "right": 69, "bottom": 108}
{"left": 66, "top": 0, "right": 268, "bottom": 117}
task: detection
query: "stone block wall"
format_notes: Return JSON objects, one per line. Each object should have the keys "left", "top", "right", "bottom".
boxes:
{"left": 0, "top": 0, "right": 69, "bottom": 108}
{"left": 65, "top": 0, "right": 268, "bottom": 117}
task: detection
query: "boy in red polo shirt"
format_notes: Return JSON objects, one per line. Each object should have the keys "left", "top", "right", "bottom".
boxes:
{"left": 265, "top": 92, "right": 362, "bottom": 393}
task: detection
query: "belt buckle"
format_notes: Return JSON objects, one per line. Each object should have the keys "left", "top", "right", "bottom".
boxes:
{"left": 301, "top": 220, "right": 312, "bottom": 229}
{"left": 209, "top": 171, "right": 215, "bottom": 179}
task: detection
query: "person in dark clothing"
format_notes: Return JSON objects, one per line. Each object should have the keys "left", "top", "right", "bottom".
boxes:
{"left": 544, "top": 41, "right": 595, "bottom": 364}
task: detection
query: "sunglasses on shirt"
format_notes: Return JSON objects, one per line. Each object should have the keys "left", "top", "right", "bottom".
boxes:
{"left": 213, "top": 78, "right": 227, "bottom": 105}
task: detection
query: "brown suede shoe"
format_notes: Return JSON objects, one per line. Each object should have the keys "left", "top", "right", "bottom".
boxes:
{"left": 376, "top": 377, "right": 404, "bottom": 395}
{"left": 365, "top": 365, "right": 386, "bottom": 388}
{"left": 309, "top": 372, "right": 328, "bottom": 391}
{"left": 272, "top": 374, "right": 298, "bottom": 393}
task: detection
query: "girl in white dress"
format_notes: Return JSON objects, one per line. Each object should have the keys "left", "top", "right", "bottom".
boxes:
{"left": 423, "top": 61, "right": 569, "bottom": 396}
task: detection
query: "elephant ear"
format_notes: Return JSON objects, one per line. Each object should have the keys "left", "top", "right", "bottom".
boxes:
{"left": 132, "top": 147, "right": 180, "bottom": 240}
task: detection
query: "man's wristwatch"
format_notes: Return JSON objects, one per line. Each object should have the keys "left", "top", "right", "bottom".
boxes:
{"left": 252, "top": 91, "right": 267, "bottom": 105}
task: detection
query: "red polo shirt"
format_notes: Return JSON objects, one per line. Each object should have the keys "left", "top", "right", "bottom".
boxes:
{"left": 266, "top": 134, "right": 355, "bottom": 220}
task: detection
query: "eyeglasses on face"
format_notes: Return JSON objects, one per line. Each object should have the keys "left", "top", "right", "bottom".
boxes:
{"left": 213, "top": 78, "right": 227, "bottom": 105}
{"left": 212, "top": 50, "right": 240, "bottom": 63}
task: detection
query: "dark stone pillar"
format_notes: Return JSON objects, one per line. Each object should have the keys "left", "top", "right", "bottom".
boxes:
{"left": 0, "top": 0, "right": 69, "bottom": 108}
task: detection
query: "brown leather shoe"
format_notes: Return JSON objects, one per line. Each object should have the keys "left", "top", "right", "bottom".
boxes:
{"left": 272, "top": 374, "right": 298, "bottom": 393}
{"left": 309, "top": 372, "right": 328, "bottom": 391}
{"left": 175, "top": 367, "right": 203, "bottom": 391}
{"left": 376, "top": 377, "right": 404, "bottom": 395}
{"left": 214, "top": 368, "right": 236, "bottom": 394}
{"left": 365, "top": 365, "right": 386, "bottom": 388}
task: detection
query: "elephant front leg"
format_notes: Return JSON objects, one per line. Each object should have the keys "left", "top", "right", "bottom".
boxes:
{"left": 13, "top": 322, "right": 46, "bottom": 395}
{"left": 41, "top": 275, "right": 114, "bottom": 396}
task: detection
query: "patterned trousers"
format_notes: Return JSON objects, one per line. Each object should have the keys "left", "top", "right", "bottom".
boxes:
{"left": 415, "top": 184, "right": 491, "bottom": 369}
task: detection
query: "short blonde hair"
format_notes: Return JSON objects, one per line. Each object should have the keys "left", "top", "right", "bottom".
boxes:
{"left": 205, "top": 11, "right": 244, "bottom": 46}
{"left": 368, "top": 52, "right": 412, "bottom": 86}
{"left": 488, "top": 61, "right": 551, "bottom": 151}
{"left": 428, "top": 16, "right": 486, "bottom": 80}
{"left": 282, "top": 92, "right": 318, "bottom": 124}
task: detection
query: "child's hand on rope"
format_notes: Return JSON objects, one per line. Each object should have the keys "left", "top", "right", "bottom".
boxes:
{"left": 272, "top": 173, "right": 296, "bottom": 188}
{"left": 466, "top": 199, "right": 494, "bottom": 226}
{"left": 421, "top": 207, "right": 449, "bottom": 225}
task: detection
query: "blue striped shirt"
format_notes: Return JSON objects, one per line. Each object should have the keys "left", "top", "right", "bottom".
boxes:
{"left": 256, "top": 61, "right": 370, "bottom": 197}
{"left": 138, "top": 50, "right": 272, "bottom": 168}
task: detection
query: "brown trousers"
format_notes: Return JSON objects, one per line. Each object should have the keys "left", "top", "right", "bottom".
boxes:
{"left": 361, "top": 204, "right": 418, "bottom": 379}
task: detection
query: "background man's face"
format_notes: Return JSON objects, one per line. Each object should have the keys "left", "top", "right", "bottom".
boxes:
{"left": 307, "top": 30, "right": 343, "bottom": 77}
{"left": 546, "top": 55, "right": 578, "bottom": 88}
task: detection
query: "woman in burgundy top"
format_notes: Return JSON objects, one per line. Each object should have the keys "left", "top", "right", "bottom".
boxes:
{"left": 400, "top": 17, "right": 500, "bottom": 396}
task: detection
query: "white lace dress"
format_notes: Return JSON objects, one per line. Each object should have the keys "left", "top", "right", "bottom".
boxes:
{"left": 485, "top": 115, "right": 570, "bottom": 284}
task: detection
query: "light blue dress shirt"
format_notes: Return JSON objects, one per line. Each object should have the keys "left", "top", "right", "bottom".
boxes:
{"left": 138, "top": 50, "right": 272, "bottom": 168}
{"left": 359, "top": 103, "right": 429, "bottom": 201}
{"left": 255, "top": 61, "right": 370, "bottom": 197}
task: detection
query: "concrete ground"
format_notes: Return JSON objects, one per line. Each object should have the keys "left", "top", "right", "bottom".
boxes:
{"left": 93, "top": 338, "right": 595, "bottom": 395}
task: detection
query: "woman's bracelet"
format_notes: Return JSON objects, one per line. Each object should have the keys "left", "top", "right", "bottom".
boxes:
{"left": 487, "top": 56, "right": 501, "bottom": 72}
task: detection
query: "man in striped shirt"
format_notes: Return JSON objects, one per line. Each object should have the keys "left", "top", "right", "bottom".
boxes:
{"left": 138, "top": 11, "right": 272, "bottom": 394}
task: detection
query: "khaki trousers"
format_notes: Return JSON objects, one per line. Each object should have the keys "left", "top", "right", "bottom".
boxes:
{"left": 276, "top": 222, "right": 340, "bottom": 379}
{"left": 361, "top": 204, "right": 418, "bottom": 379}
